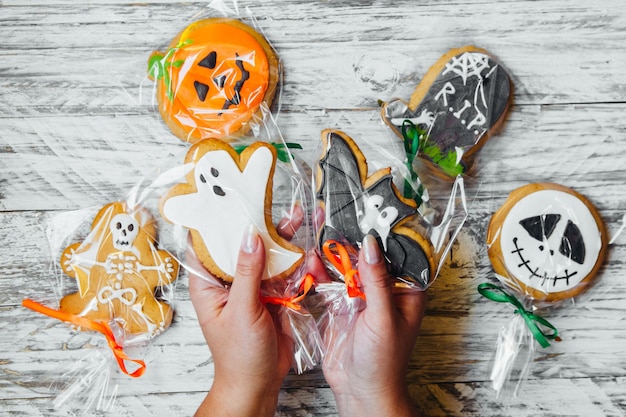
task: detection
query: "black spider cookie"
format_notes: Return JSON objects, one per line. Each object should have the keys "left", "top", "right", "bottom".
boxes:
{"left": 487, "top": 183, "right": 607, "bottom": 302}
{"left": 315, "top": 129, "right": 434, "bottom": 288}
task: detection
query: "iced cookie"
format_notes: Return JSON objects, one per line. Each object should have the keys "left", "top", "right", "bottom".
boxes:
{"left": 316, "top": 129, "right": 434, "bottom": 288}
{"left": 148, "top": 18, "right": 280, "bottom": 144}
{"left": 160, "top": 138, "right": 304, "bottom": 281}
{"left": 487, "top": 183, "right": 607, "bottom": 302}
{"left": 60, "top": 202, "right": 179, "bottom": 336}
{"left": 382, "top": 46, "right": 512, "bottom": 176}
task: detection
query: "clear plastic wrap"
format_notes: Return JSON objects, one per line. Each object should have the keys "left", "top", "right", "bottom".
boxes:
{"left": 145, "top": 0, "right": 282, "bottom": 144}
{"left": 381, "top": 45, "right": 513, "bottom": 178}
{"left": 22, "top": 200, "right": 179, "bottom": 411}
{"left": 481, "top": 182, "right": 610, "bottom": 397}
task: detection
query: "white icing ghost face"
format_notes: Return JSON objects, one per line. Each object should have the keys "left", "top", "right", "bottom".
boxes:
{"left": 162, "top": 146, "right": 303, "bottom": 279}
{"left": 499, "top": 189, "right": 603, "bottom": 295}
{"left": 109, "top": 213, "right": 139, "bottom": 251}
{"left": 358, "top": 194, "right": 399, "bottom": 249}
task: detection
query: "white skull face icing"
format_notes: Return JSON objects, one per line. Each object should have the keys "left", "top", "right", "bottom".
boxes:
{"left": 109, "top": 213, "right": 139, "bottom": 251}
{"left": 500, "top": 189, "right": 602, "bottom": 295}
{"left": 162, "top": 146, "right": 303, "bottom": 279}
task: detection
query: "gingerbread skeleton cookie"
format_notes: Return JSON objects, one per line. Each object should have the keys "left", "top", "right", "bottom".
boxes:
{"left": 60, "top": 202, "right": 179, "bottom": 336}
{"left": 160, "top": 138, "right": 304, "bottom": 281}
{"left": 316, "top": 129, "right": 434, "bottom": 288}
{"left": 382, "top": 46, "right": 512, "bottom": 176}
{"left": 487, "top": 183, "right": 608, "bottom": 302}
{"left": 148, "top": 18, "right": 280, "bottom": 144}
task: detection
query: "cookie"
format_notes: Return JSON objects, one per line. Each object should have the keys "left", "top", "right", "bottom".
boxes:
{"left": 160, "top": 138, "right": 304, "bottom": 281}
{"left": 316, "top": 129, "right": 434, "bottom": 288}
{"left": 382, "top": 46, "right": 513, "bottom": 176}
{"left": 148, "top": 18, "right": 280, "bottom": 144}
{"left": 59, "top": 202, "right": 179, "bottom": 336}
{"left": 487, "top": 183, "right": 608, "bottom": 302}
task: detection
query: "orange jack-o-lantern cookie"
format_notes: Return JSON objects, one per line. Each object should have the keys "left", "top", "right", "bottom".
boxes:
{"left": 59, "top": 202, "right": 179, "bottom": 336}
{"left": 148, "top": 18, "right": 280, "bottom": 144}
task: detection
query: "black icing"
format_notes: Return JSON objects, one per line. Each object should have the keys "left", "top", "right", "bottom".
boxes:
{"left": 199, "top": 174, "right": 207, "bottom": 183}
{"left": 211, "top": 167, "right": 219, "bottom": 177}
{"left": 220, "top": 54, "right": 250, "bottom": 114}
{"left": 519, "top": 214, "right": 561, "bottom": 241}
{"left": 559, "top": 220, "right": 586, "bottom": 264}
{"left": 213, "top": 185, "right": 226, "bottom": 196}
{"left": 385, "top": 50, "right": 511, "bottom": 173}
{"left": 198, "top": 51, "right": 217, "bottom": 69}
{"left": 194, "top": 81, "right": 209, "bottom": 102}
{"left": 317, "top": 131, "right": 431, "bottom": 287}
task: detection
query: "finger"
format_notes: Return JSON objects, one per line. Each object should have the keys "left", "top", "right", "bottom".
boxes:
{"left": 227, "top": 224, "right": 266, "bottom": 310}
{"left": 358, "top": 234, "right": 394, "bottom": 315}
{"left": 306, "top": 250, "right": 333, "bottom": 284}
{"left": 276, "top": 202, "right": 304, "bottom": 241}
{"left": 394, "top": 288, "right": 428, "bottom": 331}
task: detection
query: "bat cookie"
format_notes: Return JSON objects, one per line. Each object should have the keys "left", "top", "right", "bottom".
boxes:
{"left": 382, "top": 46, "right": 512, "bottom": 176}
{"left": 160, "top": 138, "right": 304, "bottom": 281}
{"left": 316, "top": 129, "right": 434, "bottom": 288}
{"left": 487, "top": 183, "right": 608, "bottom": 302}
{"left": 148, "top": 18, "right": 280, "bottom": 144}
{"left": 60, "top": 202, "right": 179, "bottom": 336}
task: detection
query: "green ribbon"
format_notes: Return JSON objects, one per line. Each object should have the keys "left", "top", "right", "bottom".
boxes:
{"left": 234, "top": 142, "right": 303, "bottom": 163}
{"left": 477, "top": 282, "right": 561, "bottom": 348}
{"left": 400, "top": 120, "right": 425, "bottom": 207}
{"left": 148, "top": 39, "right": 193, "bottom": 102}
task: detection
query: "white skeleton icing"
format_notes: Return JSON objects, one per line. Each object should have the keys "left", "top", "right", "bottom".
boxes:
{"left": 162, "top": 146, "right": 303, "bottom": 279}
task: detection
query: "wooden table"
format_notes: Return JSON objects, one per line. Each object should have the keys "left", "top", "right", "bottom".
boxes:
{"left": 2, "top": 1, "right": 625, "bottom": 415}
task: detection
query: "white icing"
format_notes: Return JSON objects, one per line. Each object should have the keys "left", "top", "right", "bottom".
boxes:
{"left": 499, "top": 189, "right": 602, "bottom": 295}
{"left": 162, "top": 146, "right": 303, "bottom": 279}
{"left": 358, "top": 195, "right": 398, "bottom": 250}
{"left": 97, "top": 285, "right": 138, "bottom": 306}
{"left": 442, "top": 52, "right": 490, "bottom": 85}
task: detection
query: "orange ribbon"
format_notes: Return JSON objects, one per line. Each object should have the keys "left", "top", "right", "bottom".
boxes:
{"left": 22, "top": 299, "right": 146, "bottom": 378}
{"left": 260, "top": 273, "right": 315, "bottom": 310}
{"left": 322, "top": 240, "right": 366, "bottom": 300}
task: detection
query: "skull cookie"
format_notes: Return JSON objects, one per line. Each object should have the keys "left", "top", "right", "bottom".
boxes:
{"left": 487, "top": 183, "right": 608, "bottom": 302}
{"left": 148, "top": 18, "right": 280, "bottom": 144}
{"left": 60, "top": 202, "right": 179, "bottom": 336}
{"left": 160, "top": 138, "right": 304, "bottom": 282}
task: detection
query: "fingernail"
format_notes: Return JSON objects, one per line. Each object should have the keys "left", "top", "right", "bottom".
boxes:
{"left": 242, "top": 224, "right": 259, "bottom": 254}
{"left": 363, "top": 234, "right": 382, "bottom": 265}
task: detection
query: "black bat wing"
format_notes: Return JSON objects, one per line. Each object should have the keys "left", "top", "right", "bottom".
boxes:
{"left": 385, "top": 233, "right": 432, "bottom": 289}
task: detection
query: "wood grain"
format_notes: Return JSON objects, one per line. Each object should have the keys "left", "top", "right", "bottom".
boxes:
{"left": 1, "top": 0, "right": 625, "bottom": 415}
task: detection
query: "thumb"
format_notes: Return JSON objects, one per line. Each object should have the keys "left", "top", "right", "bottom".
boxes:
{"left": 228, "top": 224, "right": 266, "bottom": 310}
{"left": 358, "top": 234, "right": 394, "bottom": 315}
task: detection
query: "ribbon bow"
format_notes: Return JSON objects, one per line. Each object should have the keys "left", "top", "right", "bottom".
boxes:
{"left": 260, "top": 273, "right": 315, "bottom": 310}
{"left": 400, "top": 120, "right": 426, "bottom": 207}
{"left": 234, "top": 142, "right": 303, "bottom": 163}
{"left": 322, "top": 240, "right": 366, "bottom": 300}
{"left": 477, "top": 283, "right": 561, "bottom": 348}
{"left": 22, "top": 299, "right": 146, "bottom": 378}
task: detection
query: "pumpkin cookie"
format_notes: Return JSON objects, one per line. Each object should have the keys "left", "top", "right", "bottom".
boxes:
{"left": 160, "top": 138, "right": 304, "bottom": 281}
{"left": 60, "top": 202, "right": 179, "bottom": 336}
{"left": 382, "top": 46, "right": 512, "bottom": 176}
{"left": 148, "top": 18, "right": 280, "bottom": 144}
{"left": 487, "top": 183, "right": 607, "bottom": 302}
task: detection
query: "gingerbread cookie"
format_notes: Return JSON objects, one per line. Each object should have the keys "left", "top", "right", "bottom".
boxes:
{"left": 316, "top": 129, "right": 434, "bottom": 288}
{"left": 487, "top": 183, "right": 607, "bottom": 302}
{"left": 382, "top": 46, "right": 512, "bottom": 176}
{"left": 148, "top": 18, "right": 280, "bottom": 144}
{"left": 160, "top": 138, "right": 304, "bottom": 281}
{"left": 60, "top": 202, "right": 179, "bottom": 336}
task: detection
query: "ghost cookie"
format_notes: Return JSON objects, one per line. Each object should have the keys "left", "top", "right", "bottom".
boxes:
{"left": 316, "top": 129, "right": 434, "bottom": 288}
{"left": 160, "top": 138, "right": 304, "bottom": 281}
{"left": 382, "top": 46, "right": 512, "bottom": 177}
{"left": 59, "top": 202, "right": 179, "bottom": 336}
{"left": 487, "top": 183, "right": 608, "bottom": 302}
{"left": 148, "top": 18, "right": 280, "bottom": 144}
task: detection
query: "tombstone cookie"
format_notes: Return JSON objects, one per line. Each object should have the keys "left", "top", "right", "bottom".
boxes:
{"left": 160, "top": 138, "right": 304, "bottom": 282}
{"left": 382, "top": 46, "right": 512, "bottom": 176}
{"left": 487, "top": 183, "right": 608, "bottom": 302}
{"left": 316, "top": 129, "right": 434, "bottom": 288}
{"left": 148, "top": 18, "right": 280, "bottom": 144}
{"left": 59, "top": 202, "right": 179, "bottom": 336}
